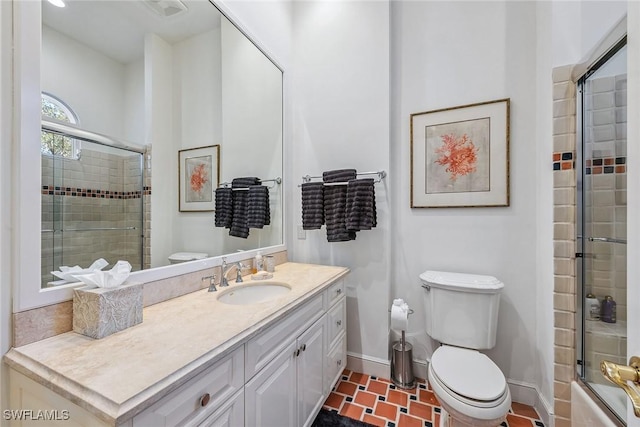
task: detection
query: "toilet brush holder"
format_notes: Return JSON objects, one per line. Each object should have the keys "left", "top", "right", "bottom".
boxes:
{"left": 391, "top": 330, "right": 415, "bottom": 389}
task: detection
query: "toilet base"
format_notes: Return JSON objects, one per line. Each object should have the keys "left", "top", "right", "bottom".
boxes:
{"left": 438, "top": 405, "right": 507, "bottom": 427}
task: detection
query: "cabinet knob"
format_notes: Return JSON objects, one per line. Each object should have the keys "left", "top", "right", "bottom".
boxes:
{"left": 301, "top": 344, "right": 306, "bottom": 352}
{"left": 337, "top": 359, "right": 342, "bottom": 366}
{"left": 199, "top": 393, "right": 211, "bottom": 407}
{"left": 336, "top": 288, "right": 342, "bottom": 295}
{"left": 295, "top": 348, "right": 300, "bottom": 357}
{"left": 336, "top": 320, "right": 342, "bottom": 326}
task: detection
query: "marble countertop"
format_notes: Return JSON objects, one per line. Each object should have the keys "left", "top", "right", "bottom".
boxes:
{"left": 4, "top": 262, "right": 349, "bottom": 425}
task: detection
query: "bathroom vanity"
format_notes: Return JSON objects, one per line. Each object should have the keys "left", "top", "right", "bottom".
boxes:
{"left": 4, "top": 263, "right": 348, "bottom": 427}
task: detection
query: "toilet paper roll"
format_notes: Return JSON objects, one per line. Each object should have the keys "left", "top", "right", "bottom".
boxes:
{"left": 390, "top": 298, "right": 409, "bottom": 331}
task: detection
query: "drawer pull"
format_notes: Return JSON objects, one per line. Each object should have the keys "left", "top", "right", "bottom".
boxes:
{"left": 336, "top": 320, "right": 342, "bottom": 326}
{"left": 199, "top": 393, "right": 211, "bottom": 407}
{"left": 337, "top": 359, "right": 342, "bottom": 366}
{"left": 295, "top": 348, "right": 300, "bottom": 357}
{"left": 301, "top": 344, "right": 306, "bottom": 352}
{"left": 336, "top": 288, "right": 342, "bottom": 295}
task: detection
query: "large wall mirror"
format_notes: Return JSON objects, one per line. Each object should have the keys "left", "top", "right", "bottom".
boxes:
{"left": 38, "top": 0, "right": 283, "bottom": 291}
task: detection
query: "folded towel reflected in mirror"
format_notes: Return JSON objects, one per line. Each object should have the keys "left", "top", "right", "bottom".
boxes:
{"left": 214, "top": 177, "right": 271, "bottom": 239}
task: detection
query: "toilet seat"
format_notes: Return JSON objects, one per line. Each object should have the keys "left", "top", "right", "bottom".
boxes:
{"left": 168, "top": 252, "right": 208, "bottom": 263}
{"left": 428, "top": 346, "right": 511, "bottom": 421}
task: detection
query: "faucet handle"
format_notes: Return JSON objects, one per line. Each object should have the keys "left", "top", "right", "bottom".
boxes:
{"left": 202, "top": 274, "right": 217, "bottom": 292}
{"left": 235, "top": 262, "right": 246, "bottom": 283}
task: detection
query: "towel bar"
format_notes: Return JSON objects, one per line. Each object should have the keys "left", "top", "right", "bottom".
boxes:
{"left": 299, "top": 170, "right": 386, "bottom": 187}
{"left": 218, "top": 177, "right": 281, "bottom": 189}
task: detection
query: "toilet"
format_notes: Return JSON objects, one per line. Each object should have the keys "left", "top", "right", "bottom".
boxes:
{"left": 420, "top": 270, "right": 511, "bottom": 427}
{"left": 168, "top": 252, "right": 208, "bottom": 264}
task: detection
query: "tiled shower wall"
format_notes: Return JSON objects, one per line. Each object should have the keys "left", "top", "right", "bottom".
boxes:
{"left": 552, "top": 67, "right": 627, "bottom": 426}
{"left": 552, "top": 64, "right": 577, "bottom": 427}
{"left": 41, "top": 146, "right": 145, "bottom": 286}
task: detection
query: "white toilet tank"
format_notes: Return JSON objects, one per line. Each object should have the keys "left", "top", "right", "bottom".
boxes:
{"left": 420, "top": 270, "right": 504, "bottom": 350}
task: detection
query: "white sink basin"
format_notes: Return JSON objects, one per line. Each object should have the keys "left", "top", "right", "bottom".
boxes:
{"left": 217, "top": 281, "right": 291, "bottom": 305}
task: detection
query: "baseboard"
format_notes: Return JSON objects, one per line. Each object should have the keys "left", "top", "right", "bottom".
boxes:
{"left": 346, "top": 353, "right": 554, "bottom": 427}
{"left": 346, "top": 352, "right": 390, "bottom": 380}
{"left": 346, "top": 352, "right": 428, "bottom": 382}
{"left": 507, "top": 379, "right": 554, "bottom": 427}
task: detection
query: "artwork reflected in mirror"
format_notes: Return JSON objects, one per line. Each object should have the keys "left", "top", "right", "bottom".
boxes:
{"left": 41, "top": 0, "right": 283, "bottom": 288}
{"left": 179, "top": 145, "right": 220, "bottom": 212}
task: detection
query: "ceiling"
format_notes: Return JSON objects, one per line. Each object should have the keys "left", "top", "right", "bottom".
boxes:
{"left": 42, "top": 0, "right": 222, "bottom": 64}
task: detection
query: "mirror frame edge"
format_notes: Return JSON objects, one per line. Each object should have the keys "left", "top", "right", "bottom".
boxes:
{"left": 13, "top": 0, "right": 286, "bottom": 312}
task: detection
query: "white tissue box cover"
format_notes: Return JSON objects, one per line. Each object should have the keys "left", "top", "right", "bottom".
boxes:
{"left": 72, "top": 282, "right": 143, "bottom": 339}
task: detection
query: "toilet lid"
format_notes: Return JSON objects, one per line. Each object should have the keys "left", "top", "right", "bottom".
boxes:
{"left": 431, "top": 346, "right": 506, "bottom": 402}
{"left": 169, "top": 252, "right": 208, "bottom": 261}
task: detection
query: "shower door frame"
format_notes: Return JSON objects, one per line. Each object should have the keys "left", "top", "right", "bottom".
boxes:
{"left": 41, "top": 119, "right": 146, "bottom": 287}
{"left": 576, "top": 36, "right": 628, "bottom": 426}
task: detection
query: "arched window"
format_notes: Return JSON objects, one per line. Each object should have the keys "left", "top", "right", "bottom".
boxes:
{"left": 41, "top": 93, "right": 80, "bottom": 158}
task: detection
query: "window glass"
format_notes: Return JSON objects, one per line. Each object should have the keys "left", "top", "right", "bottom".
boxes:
{"left": 41, "top": 93, "right": 79, "bottom": 158}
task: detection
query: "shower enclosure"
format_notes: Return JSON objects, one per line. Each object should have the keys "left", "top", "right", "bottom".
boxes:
{"left": 41, "top": 120, "right": 144, "bottom": 288}
{"left": 577, "top": 39, "right": 628, "bottom": 423}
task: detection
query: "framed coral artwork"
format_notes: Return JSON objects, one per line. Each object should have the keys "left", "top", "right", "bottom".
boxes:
{"left": 178, "top": 145, "right": 220, "bottom": 212}
{"left": 410, "top": 98, "right": 510, "bottom": 208}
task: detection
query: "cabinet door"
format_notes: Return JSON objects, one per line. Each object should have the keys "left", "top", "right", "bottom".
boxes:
{"left": 326, "top": 333, "right": 347, "bottom": 394}
{"left": 297, "top": 316, "right": 326, "bottom": 427}
{"left": 198, "top": 390, "right": 244, "bottom": 427}
{"left": 245, "top": 340, "right": 297, "bottom": 427}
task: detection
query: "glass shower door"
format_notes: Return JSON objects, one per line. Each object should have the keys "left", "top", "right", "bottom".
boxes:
{"left": 41, "top": 132, "right": 144, "bottom": 288}
{"left": 578, "top": 41, "right": 628, "bottom": 423}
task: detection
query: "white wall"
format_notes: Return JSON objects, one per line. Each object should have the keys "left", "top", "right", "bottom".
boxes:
{"left": 219, "top": 17, "right": 284, "bottom": 254}
{"left": 391, "top": 0, "right": 541, "bottom": 390}
{"left": 0, "top": 0, "right": 12, "bottom": 418}
{"left": 147, "top": 34, "right": 176, "bottom": 268}
{"left": 41, "top": 26, "right": 129, "bottom": 139}
{"left": 535, "top": 0, "right": 555, "bottom": 414}
{"left": 172, "top": 28, "right": 223, "bottom": 257}
{"left": 290, "top": 1, "right": 391, "bottom": 363}
{"left": 124, "top": 58, "right": 145, "bottom": 145}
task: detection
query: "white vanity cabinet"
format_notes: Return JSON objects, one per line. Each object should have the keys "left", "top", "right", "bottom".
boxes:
{"left": 5, "top": 271, "right": 348, "bottom": 427}
{"left": 245, "top": 318, "right": 324, "bottom": 427}
{"left": 132, "top": 347, "right": 244, "bottom": 427}
{"left": 245, "top": 279, "right": 346, "bottom": 427}
{"left": 325, "top": 280, "right": 347, "bottom": 394}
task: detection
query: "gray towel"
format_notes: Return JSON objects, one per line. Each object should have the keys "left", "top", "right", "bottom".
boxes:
{"left": 322, "top": 169, "right": 357, "bottom": 183}
{"left": 346, "top": 178, "right": 376, "bottom": 231}
{"left": 301, "top": 182, "right": 324, "bottom": 230}
{"left": 247, "top": 185, "right": 270, "bottom": 229}
{"left": 214, "top": 187, "right": 233, "bottom": 228}
{"left": 229, "top": 177, "right": 261, "bottom": 238}
{"left": 323, "top": 169, "right": 357, "bottom": 242}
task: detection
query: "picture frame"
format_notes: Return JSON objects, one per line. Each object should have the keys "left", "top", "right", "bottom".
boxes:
{"left": 178, "top": 145, "right": 220, "bottom": 212}
{"left": 410, "top": 98, "right": 510, "bottom": 208}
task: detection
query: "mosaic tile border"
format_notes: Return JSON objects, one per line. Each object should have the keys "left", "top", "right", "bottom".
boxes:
{"left": 585, "top": 157, "right": 626, "bottom": 175}
{"left": 552, "top": 152, "right": 574, "bottom": 170}
{"left": 41, "top": 185, "right": 150, "bottom": 199}
{"left": 552, "top": 153, "right": 627, "bottom": 174}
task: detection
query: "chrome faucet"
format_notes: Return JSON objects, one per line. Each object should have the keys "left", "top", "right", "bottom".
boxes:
{"left": 221, "top": 258, "right": 247, "bottom": 287}
{"left": 202, "top": 274, "right": 217, "bottom": 292}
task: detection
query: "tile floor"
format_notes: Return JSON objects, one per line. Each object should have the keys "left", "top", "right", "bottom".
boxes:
{"left": 322, "top": 369, "right": 545, "bottom": 427}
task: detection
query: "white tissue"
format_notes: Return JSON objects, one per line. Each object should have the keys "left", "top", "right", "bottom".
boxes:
{"left": 390, "top": 298, "right": 410, "bottom": 332}
{"left": 73, "top": 260, "right": 132, "bottom": 289}
{"left": 51, "top": 258, "right": 109, "bottom": 282}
